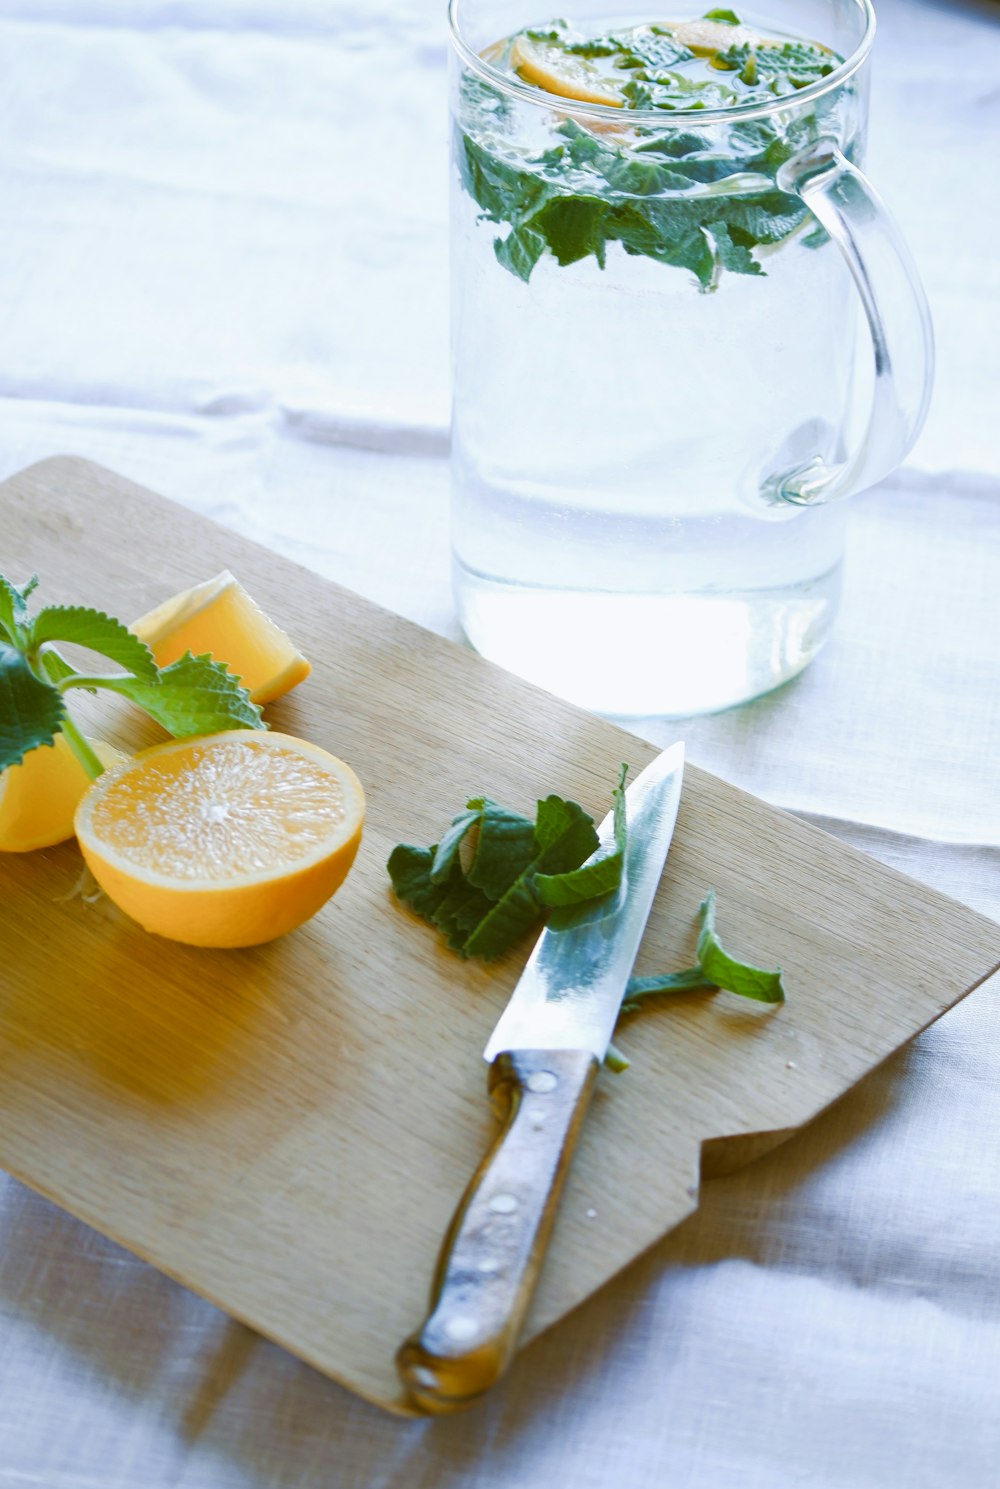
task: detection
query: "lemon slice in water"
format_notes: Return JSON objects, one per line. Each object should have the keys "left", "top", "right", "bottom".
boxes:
{"left": 510, "top": 33, "right": 627, "bottom": 107}
{"left": 665, "top": 18, "right": 762, "bottom": 55}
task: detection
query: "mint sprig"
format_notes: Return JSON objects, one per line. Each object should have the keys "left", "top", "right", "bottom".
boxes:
{"left": 0, "top": 644, "right": 67, "bottom": 769}
{"left": 390, "top": 768, "right": 785, "bottom": 1072}
{"left": 0, "top": 572, "right": 265, "bottom": 780}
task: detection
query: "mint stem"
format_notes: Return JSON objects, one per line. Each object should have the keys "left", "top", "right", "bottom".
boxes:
{"left": 604, "top": 1042, "right": 630, "bottom": 1073}
{"left": 56, "top": 711, "right": 104, "bottom": 782}
{"left": 56, "top": 674, "right": 126, "bottom": 694}
{"left": 36, "top": 649, "right": 104, "bottom": 782}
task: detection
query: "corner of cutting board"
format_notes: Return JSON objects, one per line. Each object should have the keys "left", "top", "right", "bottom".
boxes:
{"left": 7, "top": 454, "right": 114, "bottom": 487}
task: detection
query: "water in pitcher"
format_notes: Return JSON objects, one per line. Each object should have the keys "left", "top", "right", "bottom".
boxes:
{"left": 450, "top": 11, "right": 864, "bottom": 715}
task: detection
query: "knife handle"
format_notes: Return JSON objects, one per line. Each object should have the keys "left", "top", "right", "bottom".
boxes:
{"left": 396, "top": 1047, "right": 599, "bottom": 1413}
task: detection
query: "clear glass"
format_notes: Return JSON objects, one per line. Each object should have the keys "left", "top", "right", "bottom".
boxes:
{"left": 448, "top": 0, "right": 933, "bottom": 716}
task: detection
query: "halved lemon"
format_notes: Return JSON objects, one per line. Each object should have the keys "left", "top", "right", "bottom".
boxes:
{"left": 665, "top": 18, "right": 761, "bottom": 56}
{"left": 75, "top": 732, "right": 365, "bottom": 947}
{"left": 0, "top": 734, "right": 123, "bottom": 853}
{"left": 510, "top": 33, "right": 626, "bottom": 107}
{"left": 132, "top": 571, "right": 311, "bottom": 706}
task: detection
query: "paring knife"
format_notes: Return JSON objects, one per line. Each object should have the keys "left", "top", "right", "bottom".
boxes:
{"left": 396, "top": 742, "right": 686, "bottom": 1413}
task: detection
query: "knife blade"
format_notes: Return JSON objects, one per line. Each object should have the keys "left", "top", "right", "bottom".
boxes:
{"left": 396, "top": 743, "right": 685, "bottom": 1413}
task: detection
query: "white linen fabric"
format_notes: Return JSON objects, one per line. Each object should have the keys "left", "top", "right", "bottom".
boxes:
{"left": 0, "top": 1, "right": 998, "bottom": 1484}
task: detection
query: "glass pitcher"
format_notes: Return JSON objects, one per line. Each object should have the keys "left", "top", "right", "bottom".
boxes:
{"left": 448, "top": 0, "right": 933, "bottom": 716}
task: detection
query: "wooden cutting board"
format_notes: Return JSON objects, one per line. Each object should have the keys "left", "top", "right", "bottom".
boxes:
{"left": 1, "top": 457, "right": 997, "bottom": 1414}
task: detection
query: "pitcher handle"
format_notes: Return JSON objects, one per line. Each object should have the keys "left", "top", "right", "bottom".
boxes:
{"left": 762, "top": 139, "right": 934, "bottom": 507}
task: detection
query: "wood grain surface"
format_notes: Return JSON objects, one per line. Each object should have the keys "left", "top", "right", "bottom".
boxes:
{"left": 1, "top": 457, "right": 997, "bottom": 1414}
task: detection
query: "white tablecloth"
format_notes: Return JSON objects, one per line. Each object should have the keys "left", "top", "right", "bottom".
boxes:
{"left": 1, "top": 1, "right": 998, "bottom": 1483}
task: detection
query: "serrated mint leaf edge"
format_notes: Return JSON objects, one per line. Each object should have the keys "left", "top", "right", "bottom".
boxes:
{"left": 0, "top": 642, "right": 67, "bottom": 771}
{"left": 90, "top": 651, "right": 265, "bottom": 737}
{"left": 29, "top": 605, "right": 159, "bottom": 681}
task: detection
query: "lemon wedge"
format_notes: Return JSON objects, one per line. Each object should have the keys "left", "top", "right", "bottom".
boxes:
{"left": 132, "top": 571, "right": 310, "bottom": 706}
{"left": 0, "top": 734, "right": 123, "bottom": 853}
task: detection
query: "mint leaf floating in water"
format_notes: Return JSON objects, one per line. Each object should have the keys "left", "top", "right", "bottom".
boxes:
{"left": 714, "top": 39, "right": 837, "bottom": 89}
{"left": 389, "top": 768, "right": 786, "bottom": 1072}
{"left": 457, "top": 12, "right": 846, "bottom": 288}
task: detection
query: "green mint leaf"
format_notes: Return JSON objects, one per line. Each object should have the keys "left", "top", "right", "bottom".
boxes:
{"left": 37, "top": 647, "right": 79, "bottom": 687}
{"left": 0, "top": 573, "right": 38, "bottom": 645}
{"left": 696, "top": 889, "right": 785, "bottom": 1002}
{"left": 716, "top": 40, "right": 835, "bottom": 87}
{"left": 536, "top": 856, "right": 622, "bottom": 907}
{"left": 388, "top": 839, "right": 505, "bottom": 956}
{"left": 94, "top": 651, "right": 264, "bottom": 737}
{"left": 466, "top": 800, "right": 537, "bottom": 900}
{"left": 0, "top": 642, "right": 66, "bottom": 771}
{"left": 495, "top": 226, "right": 547, "bottom": 282}
{"left": 527, "top": 194, "right": 609, "bottom": 268}
{"left": 622, "top": 33, "right": 694, "bottom": 70}
{"left": 621, "top": 78, "right": 654, "bottom": 109}
{"left": 704, "top": 8, "right": 742, "bottom": 22}
{"left": 598, "top": 155, "right": 690, "bottom": 196}
{"left": 533, "top": 794, "right": 599, "bottom": 861}
{"left": 430, "top": 807, "right": 481, "bottom": 883}
{"left": 431, "top": 875, "right": 496, "bottom": 953}
{"left": 525, "top": 20, "right": 568, "bottom": 42}
{"left": 707, "top": 219, "right": 764, "bottom": 277}
{"left": 556, "top": 118, "right": 608, "bottom": 164}
{"left": 620, "top": 967, "right": 713, "bottom": 1013}
{"left": 29, "top": 605, "right": 159, "bottom": 680}
{"left": 463, "top": 875, "right": 542, "bottom": 961}
{"left": 458, "top": 130, "right": 553, "bottom": 229}
{"left": 564, "top": 32, "right": 625, "bottom": 58}
{"left": 388, "top": 843, "right": 454, "bottom": 922}
{"left": 536, "top": 764, "right": 627, "bottom": 906}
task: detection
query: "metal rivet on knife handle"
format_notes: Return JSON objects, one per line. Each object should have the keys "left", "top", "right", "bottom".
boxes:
{"left": 396, "top": 1047, "right": 599, "bottom": 1413}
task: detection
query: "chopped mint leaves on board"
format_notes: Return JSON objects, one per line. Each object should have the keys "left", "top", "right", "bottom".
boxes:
{"left": 388, "top": 789, "right": 603, "bottom": 962}
{"left": 389, "top": 768, "right": 785, "bottom": 1071}
{"left": 0, "top": 572, "right": 264, "bottom": 781}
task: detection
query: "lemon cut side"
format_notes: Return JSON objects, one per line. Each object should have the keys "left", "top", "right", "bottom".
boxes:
{"left": 75, "top": 731, "right": 365, "bottom": 947}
